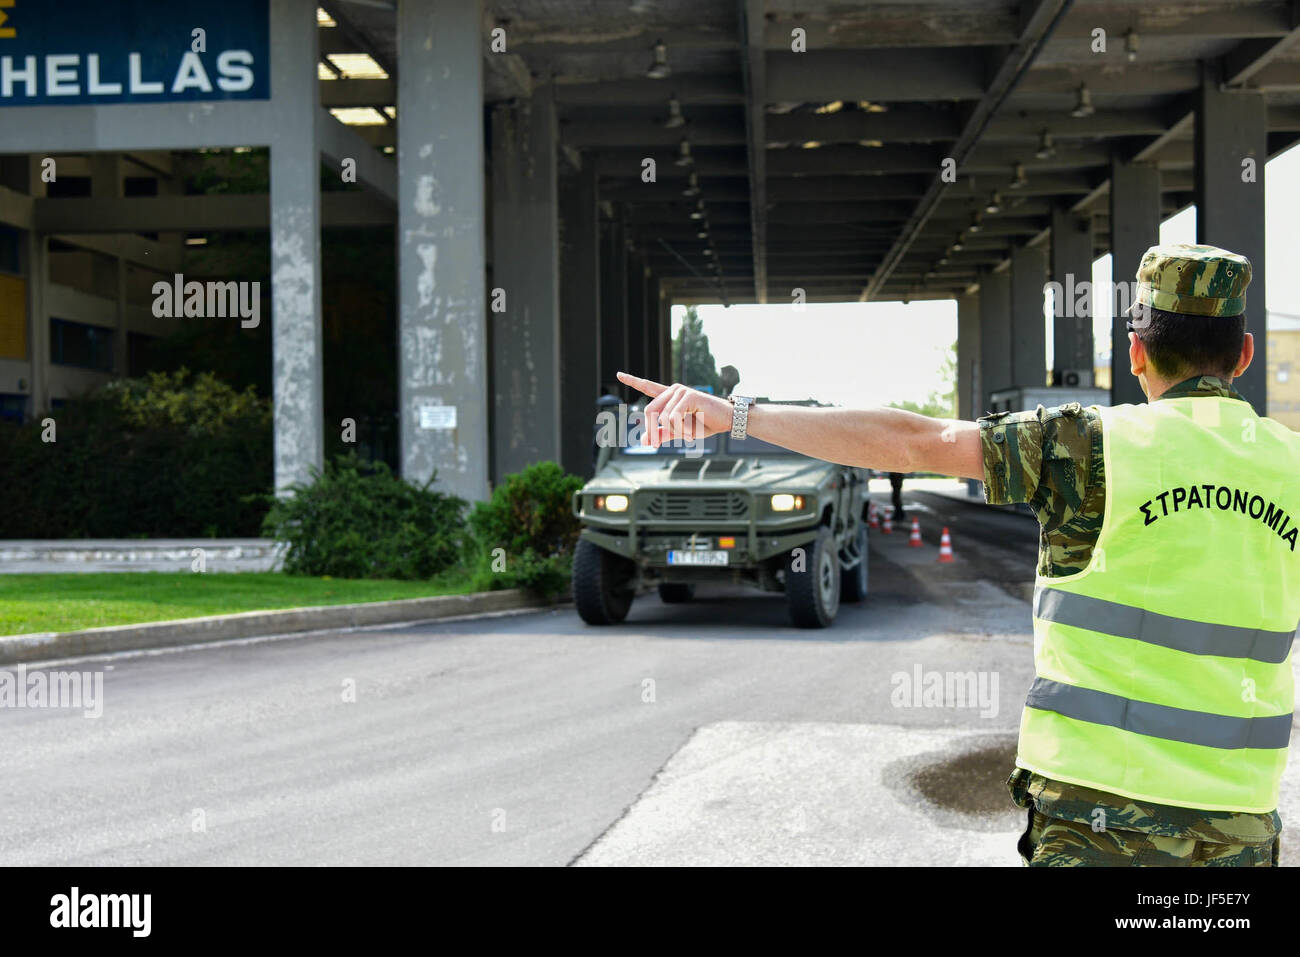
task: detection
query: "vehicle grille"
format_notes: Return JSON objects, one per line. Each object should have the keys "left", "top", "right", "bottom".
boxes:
{"left": 638, "top": 491, "right": 749, "bottom": 521}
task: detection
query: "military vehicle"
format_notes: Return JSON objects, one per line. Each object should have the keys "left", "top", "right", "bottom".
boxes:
{"left": 572, "top": 399, "right": 870, "bottom": 628}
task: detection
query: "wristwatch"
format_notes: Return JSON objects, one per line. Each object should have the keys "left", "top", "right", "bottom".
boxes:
{"left": 729, "top": 394, "right": 755, "bottom": 440}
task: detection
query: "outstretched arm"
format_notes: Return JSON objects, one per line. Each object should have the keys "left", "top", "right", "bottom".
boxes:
{"left": 615, "top": 371, "right": 984, "bottom": 481}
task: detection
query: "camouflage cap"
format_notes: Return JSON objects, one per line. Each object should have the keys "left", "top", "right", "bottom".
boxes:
{"left": 1127, "top": 243, "right": 1251, "bottom": 318}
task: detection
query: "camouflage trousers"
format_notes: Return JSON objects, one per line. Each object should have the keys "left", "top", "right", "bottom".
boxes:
{"left": 1017, "top": 807, "right": 1280, "bottom": 867}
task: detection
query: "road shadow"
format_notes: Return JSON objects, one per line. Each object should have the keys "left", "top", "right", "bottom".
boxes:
{"left": 413, "top": 543, "right": 943, "bottom": 645}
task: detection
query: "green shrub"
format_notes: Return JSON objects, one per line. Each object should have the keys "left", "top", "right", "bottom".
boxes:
{"left": 262, "top": 453, "right": 467, "bottom": 579}
{"left": 0, "top": 370, "right": 271, "bottom": 537}
{"left": 468, "top": 461, "right": 585, "bottom": 598}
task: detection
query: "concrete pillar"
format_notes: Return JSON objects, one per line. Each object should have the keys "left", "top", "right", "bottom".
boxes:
{"left": 491, "top": 85, "right": 561, "bottom": 481}
{"left": 269, "top": 0, "right": 324, "bottom": 493}
{"left": 644, "top": 272, "right": 659, "bottom": 381}
{"left": 979, "top": 268, "right": 1011, "bottom": 411}
{"left": 24, "top": 232, "right": 48, "bottom": 416}
{"left": 599, "top": 216, "right": 627, "bottom": 395}
{"left": 658, "top": 287, "right": 672, "bottom": 384}
{"left": 1049, "top": 206, "right": 1094, "bottom": 379}
{"left": 1196, "top": 69, "right": 1267, "bottom": 413}
{"left": 958, "top": 288, "right": 982, "bottom": 495}
{"left": 396, "top": 0, "right": 489, "bottom": 501}
{"left": 626, "top": 252, "right": 647, "bottom": 382}
{"left": 1010, "top": 245, "right": 1047, "bottom": 389}
{"left": 1109, "top": 160, "right": 1161, "bottom": 406}
{"left": 956, "top": 290, "right": 981, "bottom": 420}
{"left": 20, "top": 156, "right": 49, "bottom": 417}
{"left": 558, "top": 162, "right": 601, "bottom": 476}
{"left": 90, "top": 154, "right": 129, "bottom": 377}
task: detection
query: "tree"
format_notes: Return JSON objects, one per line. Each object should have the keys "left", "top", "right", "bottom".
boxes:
{"left": 889, "top": 341, "right": 957, "bottom": 419}
{"left": 670, "top": 305, "right": 723, "bottom": 393}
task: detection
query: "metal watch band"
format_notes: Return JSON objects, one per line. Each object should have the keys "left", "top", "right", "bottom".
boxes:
{"left": 730, "top": 395, "right": 754, "bottom": 440}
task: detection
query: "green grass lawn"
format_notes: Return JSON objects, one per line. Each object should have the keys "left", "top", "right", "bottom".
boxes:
{"left": 0, "top": 571, "right": 478, "bottom": 636}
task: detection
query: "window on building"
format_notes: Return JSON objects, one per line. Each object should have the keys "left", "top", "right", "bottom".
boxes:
{"left": 0, "top": 226, "right": 19, "bottom": 274}
{"left": 124, "top": 177, "right": 159, "bottom": 197}
{"left": 50, "top": 318, "right": 114, "bottom": 372}
{"left": 45, "top": 176, "right": 92, "bottom": 199}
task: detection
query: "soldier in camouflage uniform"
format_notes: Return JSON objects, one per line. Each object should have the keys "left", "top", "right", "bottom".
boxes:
{"left": 982, "top": 244, "right": 1282, "bottom": 866}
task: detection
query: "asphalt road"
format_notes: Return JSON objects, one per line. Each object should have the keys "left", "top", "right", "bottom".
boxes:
{"left": 3, "top": 492, "right": 1295, "bottom": 866}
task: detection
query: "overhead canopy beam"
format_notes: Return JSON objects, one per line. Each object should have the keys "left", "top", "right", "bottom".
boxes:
{"left": 562, "top": 104, "right": 1300, "bottom": 152}
{"left": 321, "top": 78, "right": 395, "bottom": 108}
{"left": 498, "top": 4, "right": 1297, "bottom": 55}
{"left": 738, "top": 0, "right": 767, "bottom": 303}
{"left": 33, "top": 193, "right": 393, "bottom": 233}
{"left": 1065, "top": 10, "right": 1300, "bottom": 224}
{"left": 478, "top": 4, "right": 533, "bottom": 101}
{"left": 317, "top": 109, "right": 397, "bottom": 203}
{"left": 319, "top": 0, "right": 395, "bottom": 76}
{"left": 555, "top": 75, "right": 745, "bottom": 106}
{"left": 860, "top": 0, "right": 1075, "bottom": 302}
{"left": 760, "top": 3, "right": 1296, "bottom": 49}
{"left": 765, "top": 48, "right": 987, "bottom": 102}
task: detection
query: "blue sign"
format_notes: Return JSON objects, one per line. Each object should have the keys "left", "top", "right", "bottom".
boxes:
{"left": 0, "top": 0, "right": 269, "bottom": 106}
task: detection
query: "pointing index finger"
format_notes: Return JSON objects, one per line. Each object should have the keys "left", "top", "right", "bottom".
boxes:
{"left": 616, "top": 370, "right": 668, "bottom": 398}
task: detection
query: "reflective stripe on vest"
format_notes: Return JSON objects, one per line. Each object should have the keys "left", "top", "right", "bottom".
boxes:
{"left": 1034, "top": 588, "right": 1297, "bottom": 664}
{"left": 1017, "top": 396, "right": 1300, "bottom": 813}
{"left": 1027, "top": 676, "right": 1293, "bottom": 750}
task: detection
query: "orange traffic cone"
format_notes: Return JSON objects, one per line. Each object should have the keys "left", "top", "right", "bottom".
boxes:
{"left": 868, "top": 502, "right": 879, "bottom": 529}
{"left": 882, "top": 509, "right": 893, "bottom": 534}
{"left": 938, "top": 527, "right": 954, "bottom": 563}
{"left": 908, "top": 517, "right": 922, "bottom": 547}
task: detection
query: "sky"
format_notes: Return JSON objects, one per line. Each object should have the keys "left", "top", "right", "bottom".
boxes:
{"left": 673, "top": 143, "right": 1300, "bottom": 409}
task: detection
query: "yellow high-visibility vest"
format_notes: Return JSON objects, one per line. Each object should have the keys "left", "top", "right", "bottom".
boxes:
{"left": 1017, "top": 395, "right": 1300, "bottom": 812}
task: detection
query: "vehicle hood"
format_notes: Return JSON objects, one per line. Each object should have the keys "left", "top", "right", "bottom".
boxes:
{"left": 585, "top": 454, "right": 837, "bottom": 491}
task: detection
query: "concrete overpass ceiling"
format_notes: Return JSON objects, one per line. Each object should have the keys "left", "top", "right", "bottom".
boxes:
{"left": 312, "top": 0, "right": 1300, "bottom": 304}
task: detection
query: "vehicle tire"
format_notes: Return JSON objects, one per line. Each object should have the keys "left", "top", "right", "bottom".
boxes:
{"left": 573, "top": 538, "right": 636, "bottom": 625}
{"left": 786, "top": 527, "right": 841, "bottom": 628}
{"left": 840, "top": 523, "right": 869, "bottom": 602}
{"left": 658, "top": 583, "right": 695, "bottom": 603}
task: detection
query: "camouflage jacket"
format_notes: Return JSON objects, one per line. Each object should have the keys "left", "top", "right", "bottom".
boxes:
{"left": 980, "top": 375, "right": 1282, "bottom": 843}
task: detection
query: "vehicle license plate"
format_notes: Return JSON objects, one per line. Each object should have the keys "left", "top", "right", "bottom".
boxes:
{"left": 667, "top": 550, "right": 729, "bottom": 566}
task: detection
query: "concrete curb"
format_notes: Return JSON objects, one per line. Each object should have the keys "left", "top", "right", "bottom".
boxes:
{"left": 0, "top": 588, "right": 553, "bottom": 666}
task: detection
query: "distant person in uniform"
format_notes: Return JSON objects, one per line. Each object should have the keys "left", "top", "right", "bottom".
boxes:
{"left": 888, "top": 471, "right": 906, "bottom": 520}
{"left": 618, "top": 244, "right": 1299, "bottom": 867}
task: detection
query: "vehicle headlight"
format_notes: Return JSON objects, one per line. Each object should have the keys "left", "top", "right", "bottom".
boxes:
{"left": 603, "top": 494, "right": 629, "bottom": 512}
{"left": 770, "top": 494, "right": 804, "bottom": 511}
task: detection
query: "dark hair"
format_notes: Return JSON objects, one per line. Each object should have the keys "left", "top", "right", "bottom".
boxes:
{"left": 1130, "top": 303, "right": 1246, "bottom": 381}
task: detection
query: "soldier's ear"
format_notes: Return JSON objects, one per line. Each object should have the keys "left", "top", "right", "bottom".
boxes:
{"left": 1128, "top": 331, "right": 1146, "bottom": 378}
{"left": 1231, "top": 332, "right": 1255, "bottom": 379}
